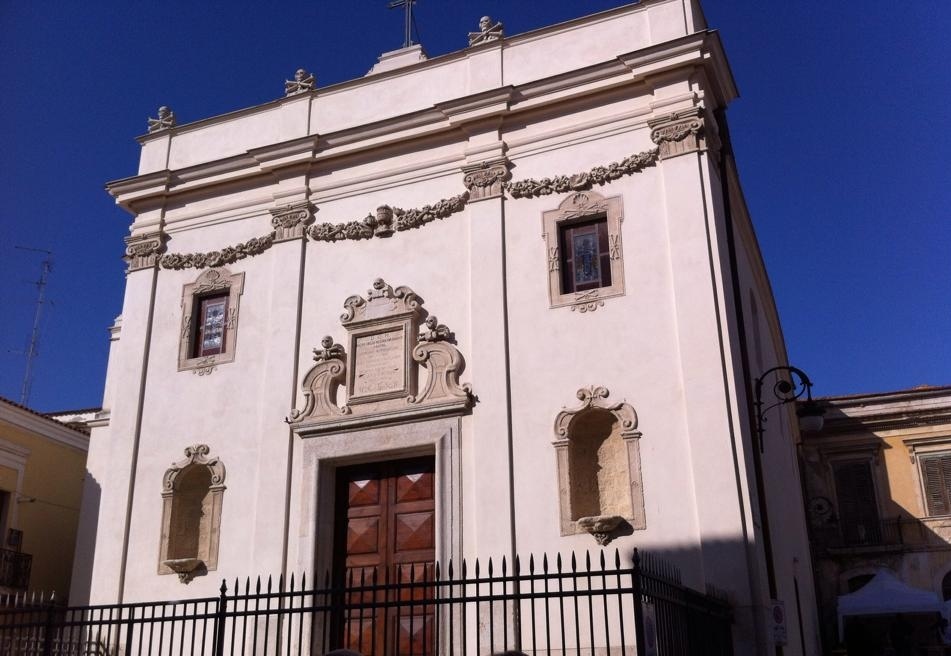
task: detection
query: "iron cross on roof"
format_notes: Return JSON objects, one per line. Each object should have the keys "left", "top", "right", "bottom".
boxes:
{"left": 388, "top": 0, "right": 418, "bottom": 48}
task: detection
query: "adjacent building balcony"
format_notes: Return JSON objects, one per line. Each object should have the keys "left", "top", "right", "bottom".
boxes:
{"left": 814, "top": 517, "right": 938, "bottom": 554}
{"left": 0, "top": 548, "right": 31, "bottom": 591}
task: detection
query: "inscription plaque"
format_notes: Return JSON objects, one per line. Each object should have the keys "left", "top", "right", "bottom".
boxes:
{"left": 352, "top": 328, "right": 406, "bottom": 399}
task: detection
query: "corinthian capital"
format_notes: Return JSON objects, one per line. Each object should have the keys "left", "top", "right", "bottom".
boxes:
{"left": 648, "top": 108, "right": 708, "bottom": 160}
{"left": 124, "top": 230, "right": 168, "bottom": 272}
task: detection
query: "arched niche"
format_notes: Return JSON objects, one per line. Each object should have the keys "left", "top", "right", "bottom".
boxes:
{"left": 158, "top": 444, "right": 226, "bottom": 583}
{"left": 553, "top": 386, "right": 645, "bottom": 543}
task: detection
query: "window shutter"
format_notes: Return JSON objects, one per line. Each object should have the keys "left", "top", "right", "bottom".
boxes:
{"left": 920, "top": 454, "right": 951, "bottom": 516}
{"left": 832, "top": 460, "right": 880, "bottom": 544}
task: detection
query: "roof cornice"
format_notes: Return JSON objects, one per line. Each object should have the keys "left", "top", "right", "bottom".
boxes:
{"left": 0, "top": 399, "right": 90, "bottom": 453}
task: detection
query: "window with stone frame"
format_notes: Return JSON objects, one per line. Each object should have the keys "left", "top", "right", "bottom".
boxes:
{"left": 542, "top": 191, "right": 625, "bottom": 312}
{"left": 178, "top": 268, "right": 244, "bottom": 373}
{"left": 159, "top": 444, "right": 226, "bottom": 583}
{"left": 919, "top": 452, "right": 951, "bottom": 516}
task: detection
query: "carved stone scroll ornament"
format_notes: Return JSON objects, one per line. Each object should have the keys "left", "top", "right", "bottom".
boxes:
{"left": 648, "top": 108, "right": 707, "bottom": 160}
{"left": 411, "top": 319, "right": 472, "bottom": 405}
{"left": 463, "top": 160, "right": 510, "bottom": 201}
{"left": 270, "top": 201, "right": 316, "bottom": 242}
{"left": 124, "top": 231, "right": 168, "bottom": 272}
{"left": 160, "top": 233, "right": 275, "bottom": 270}
{"left": 504, "top": 148, "right": 658, "bottom": 199}
{"left": 340, "top": 278, "right": 421, "bottom": 325}
{"left": 162, "top": 444, "right": 226, "bottom": 492}
{"left": 288, "top": 336, "right": 350, "bottom": 423}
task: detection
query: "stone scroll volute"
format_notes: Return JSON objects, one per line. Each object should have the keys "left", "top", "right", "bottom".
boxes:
{"left": 289, "top": 280, "right": 473, "bottom": 433}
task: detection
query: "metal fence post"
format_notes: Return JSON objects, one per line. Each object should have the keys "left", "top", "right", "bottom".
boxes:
{"left": 41, "top": 597, "right": 55, "bottom": 656}
{"left": 632, "top": 549, "right": 646, "bottom": 656}
{"left": 213, "top": 579, "right": 228, "bottom": 656}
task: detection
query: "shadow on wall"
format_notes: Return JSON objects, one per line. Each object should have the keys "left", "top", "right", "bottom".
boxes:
{"left": 66, "top": 471, "right": 100, "bottom": 606}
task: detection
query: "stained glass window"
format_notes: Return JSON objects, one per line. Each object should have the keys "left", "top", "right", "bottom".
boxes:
{"left": 558, "top": 216, "right": 612, "bottom": 294}
{"left": 194, "top": 294, "right": 228, "bottom": 357}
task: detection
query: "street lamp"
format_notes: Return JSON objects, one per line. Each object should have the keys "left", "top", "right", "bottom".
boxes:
{"left": 754, "top": 365, "right": 824, "bottom": 452}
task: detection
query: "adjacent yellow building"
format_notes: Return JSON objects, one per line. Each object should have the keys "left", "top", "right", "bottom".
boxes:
{"left": 0, "top": 397, "right": 90, "bottom": 598}
{"left": 801, "top": 385, "right": 951, "bottom": 654}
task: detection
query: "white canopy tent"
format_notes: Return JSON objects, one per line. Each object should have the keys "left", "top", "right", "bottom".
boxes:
{"left": 838, "top": 569, "right": 943, "bottom": 635}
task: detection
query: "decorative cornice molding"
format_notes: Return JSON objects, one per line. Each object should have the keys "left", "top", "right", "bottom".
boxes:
{"left": 504, "top": 147, "right": 658, "bottom": 198}
{"left": 160, "top": 234, "right": 275, "bottom": 270}
{"left": 649, "top": 108, "right": 707, "bottom": 160}
{"left": 307, "top": 192, "right": 469, "bottom": 242}
{"left": 269, "top": 200, "right": 316, "bottom": 242}
{"left": 124, "top": 230, "right": 168, "bottom": 272}
{"left": 462, "top": 160, "right": 510, "bottom": 201}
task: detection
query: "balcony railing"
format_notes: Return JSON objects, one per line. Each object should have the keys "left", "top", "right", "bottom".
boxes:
{"left": 0, "top": 549, "right": 733, "bottom": 656}
{"left": 0, "top": 549, "right": 31, "bottom": 591}
{"left": 815, "top": 517, "right": 927, "bottom": 551}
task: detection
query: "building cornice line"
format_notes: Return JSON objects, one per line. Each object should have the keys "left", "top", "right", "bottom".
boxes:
{"left": 108, "top": 32, "right": 728, "bottom": 212}
{"left": 0, "top": 401, "right": 90, "bottom": 453}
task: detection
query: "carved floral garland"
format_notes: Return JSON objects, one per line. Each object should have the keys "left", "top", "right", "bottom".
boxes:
{"left": 155, "top": 147, "right": 658, "bottom": 269}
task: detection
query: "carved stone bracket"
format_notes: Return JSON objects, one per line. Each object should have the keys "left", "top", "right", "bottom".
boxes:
{"left": 462, "top": 159, "right": 510, "bottom": 201}
{"left": 649, "top": 108, "right": 707, "bottom": 160}
{"left": 270, "top": 201, "right": 316, "bottom": 242}
{"left": 504, "top": 148, "right": 658, "bottom": 199}
{"left": 124, "top": 230, "right": 168, "bottom": 272}
{"left": 290, "top": 280, "right": 473, "bottom": 434}
{"left": 576, "top": 515, "right": 625, "bottom": 546}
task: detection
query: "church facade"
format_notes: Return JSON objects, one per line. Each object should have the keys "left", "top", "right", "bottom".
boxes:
{"left": 73, "top": 1, "right": 819, "bottom": 653}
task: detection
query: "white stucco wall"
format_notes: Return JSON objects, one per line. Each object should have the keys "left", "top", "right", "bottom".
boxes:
{"left": 78, "top": 1, "right": 817, "bottom": 653}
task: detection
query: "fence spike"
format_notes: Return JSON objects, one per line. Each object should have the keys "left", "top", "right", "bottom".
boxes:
{"left": 529, "top": 554, "right": 535, "bottom": 574}
{"left": 289, "top": 572, "right": 295, "bottom": 592}
{"left": 600, "top": 550, "right": 606, "bottom": 570}
{"left": 632, "top": 548, "right": 640, "bottom": 569}
{"left": 502, "top": 556, "right": 507, "bottom": 576}
{"left": 514, "top": 555, "right": 520, "bottom": 575}
{"left": 474, "top": 558, "right": 480, "bottom": 577}
{"left": 256, "top": 576, "right": 261, "bottom": 594}
{"left": 220, "top": 579, "right": 228, "bottom": 596}
{"left": 267, "top": 574, "right": 273, "bottom": 593}
{"left": 556, "top": 553, "right": 563, "bottom": 573}
{"left": 571, "top": 552, "right": 577, "bottom": 572}
{"left": 488, "top": 557, "right": 493, "bottom": 577}
{"left": 585, "top": 550, "right": 591, "bottom": 570}
{"left": 279, "top": 572, "right": 284, "bottom": 592}
{"left": 543, "top": 553, "right": 549, "bottom": 573}
{"left": 435, "top": 561, "right": 441, "bottom": 582}
{"left": 301, "top": 571, "right": 307, "bottom": 590}
{"left": 461, "top": 558, "right": 467, "bottom": 578}
{"left": 615, "top": 548, "right": 621, "bottom": 568}
{"left": 448, "top": 559, "right": 454, "bottom": 580}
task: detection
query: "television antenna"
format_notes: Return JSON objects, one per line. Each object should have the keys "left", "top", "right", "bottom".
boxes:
{"left": 15, "top": 246, "right": 53, "bottom": 406}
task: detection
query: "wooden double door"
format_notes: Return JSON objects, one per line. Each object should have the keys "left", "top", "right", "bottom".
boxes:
{"left": 334, "top": 456, "right": 436, "bottom": 656}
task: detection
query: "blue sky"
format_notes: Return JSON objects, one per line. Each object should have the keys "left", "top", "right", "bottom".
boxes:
{"left": 1, "top": 1, "right": 949, "bottom": 411}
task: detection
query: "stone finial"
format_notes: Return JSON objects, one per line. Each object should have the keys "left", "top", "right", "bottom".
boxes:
{"left": 468, "top": 15, "right": 503, "bottom": 46}
{"left": 419, "top": 316, "right": 452, "bottom": 343}
{"left": 147, "top": 106, "right": 176, "bottom": 133}
{"left": 361, "top": 205, "right": 395, "bottom": 238}
{"left": 284, "top": 68, "right": 315, "bottom": 96}
{"left": 313, "top": 336, "right": 345, "bottom": 362}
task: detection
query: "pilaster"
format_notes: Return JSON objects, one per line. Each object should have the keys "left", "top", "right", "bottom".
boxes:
{"left": 463, "top": 152, "right": 516, "bottom": 560}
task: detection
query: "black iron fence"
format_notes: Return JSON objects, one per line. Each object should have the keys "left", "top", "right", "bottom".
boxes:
{"left": 0, "top": 549, "right": 731, "bottom": 656}
{"left": 0, "top": 548, "right": 31, "bottom": 591}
